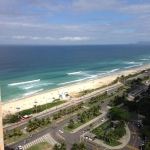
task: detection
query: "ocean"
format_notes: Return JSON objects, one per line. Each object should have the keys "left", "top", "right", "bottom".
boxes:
{"left": 0, "top": 45, "right": 150, "bottom": 102}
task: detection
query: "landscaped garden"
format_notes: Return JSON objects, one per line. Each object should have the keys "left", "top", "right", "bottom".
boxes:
{"left": 64, "top": 105, "right": 101, "bottom": 132}
{"left": 92, "top": 106, "right": 130, "bottom": 146}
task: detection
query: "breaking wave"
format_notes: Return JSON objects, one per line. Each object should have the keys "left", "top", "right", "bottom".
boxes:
{"left": 108, "top": 68, "right": 119, "bottom": 73}
{"left": 67, "top": 71, "right": 81, "bottom": 75}
{"left": 124, "top": 63, "right": 143, "bottom": 69}
{"left": 57, "top": 78, "right": 86, "bottom": 85}
{"left": 24, "top": 89, "right": 43, "bottom": 96}
{"left": 24, "top": 86, "right": 34, "bottom": 90}
{"left": 8, "top": 79, "right": 40, "bottom": 86}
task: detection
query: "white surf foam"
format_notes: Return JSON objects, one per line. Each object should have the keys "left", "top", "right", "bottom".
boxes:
{"left": 98, "top": 73, "right": 106, "bottom": 76}
{"left": 24, "top": 86, "right": 34, "bottom": 90}
{"left": 57, "top": 78, "right": 86, "bottom": 85}
{"left": 108, "top": 68, "right": 119, "bottom": 73}
{"left": 86, "top": 75, "right": 98, "bottom": 79}
{"left": 24, "top": 89, "right": 43, "bottom": 96}
{"left": 125, "top": 61, "right": 135, "bottom": 64}
{"left": 124, "top": 63, "right": 143, "bottom": 69}
{"left": 8, "top": 79, "right": 40, "bottom": 86}
{"left": 67, "top": 71, "right": 81, "bottom": 75}
{"left": 140, "top": 58, "right": 149, "bottom": 61}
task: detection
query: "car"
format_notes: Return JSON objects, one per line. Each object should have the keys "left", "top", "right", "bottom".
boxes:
{"left": 30, "top": 134, "right": 35, "bottom": 137}
{"left": 89, "top": 137, "right": 93, "bottom": 141}
{"left": 101, "top": 118, "right": 105, "bottom": 122}
{"left": 24, "top": 139, "right": 29, "bottom": 144}
{"left": 15, "top": 145, "right": 23, "bottom": 150}
{"left": 137, "top": 122, "right": 142, "bottom": 128}
{"left": 141, "top": 141, "right": 145, "bottom": 145}
{"left": 59, "top": 130, "right": 64, "bottom": 133}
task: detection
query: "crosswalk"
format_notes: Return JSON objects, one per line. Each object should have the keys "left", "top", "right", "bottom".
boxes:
{"left": 130, "top": 132, "right": 142, "bottom": 135}
{"left": 22, "top": 133, "right": 57, "bottom": 150}
{"left": 126, "top": 145, "right": 139, "bottom": 150}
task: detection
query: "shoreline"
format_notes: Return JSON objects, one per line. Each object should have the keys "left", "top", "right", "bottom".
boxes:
{"left": 2, "top": 64, "right": 150, "bottom": 117}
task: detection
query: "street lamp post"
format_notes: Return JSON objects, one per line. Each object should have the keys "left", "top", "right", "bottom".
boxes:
{"left": 46, "top": 97, "right": 47, "bottom": 112}
{"left": 34, "top": 100, "right": 38, "bottom": 114}
{"left": 16, "top": 106, "right": 20, "bottom": 118}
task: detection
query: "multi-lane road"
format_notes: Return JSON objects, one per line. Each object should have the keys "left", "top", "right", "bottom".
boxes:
{"left": 8, "top": 98, "right": 143, "bottom": 150}
{"left": 6, "top": 72, "right": 150, "bottom": 150}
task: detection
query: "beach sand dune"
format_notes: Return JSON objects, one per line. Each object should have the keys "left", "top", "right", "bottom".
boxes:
{"left": 2, "top": 64, "right": 150, "bottom": 118}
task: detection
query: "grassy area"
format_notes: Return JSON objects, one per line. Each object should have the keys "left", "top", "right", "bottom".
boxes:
{"left": 4, "top": 133, "right": 27, "bottom": 145}
{"left": 64, "top": 113, "right": 102, "bottom": 132}
{"left": 27, "top": 142, "right": 52, "bottom": 150}
{"left": 84, "top": 89, "right": 126, "bottom": 108}
{"left": 104, "top": 140, "right": 121, "bottom": 146}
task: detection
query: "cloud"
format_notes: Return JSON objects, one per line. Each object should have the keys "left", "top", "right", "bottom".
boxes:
{"left": 12, "top": 36, "right": 28, "bottom": 39}
{"left": 59, "top": 37, "right": 90, "bottom": 41}
{"left": 12, "top": 36, "right": 55, "bottom": 41}
{"left": 119, "top": 3, "right": 150, "bottom": 14}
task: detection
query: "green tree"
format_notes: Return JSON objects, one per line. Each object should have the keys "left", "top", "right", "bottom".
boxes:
{"left": 9, "top": 115, "right": 20, "bottom": 123}
{"left": 68, "top": 119, "right": 75, "bottom": 129}
{"left": 109, "top": 106, "right": 130, "bottom": 120}
{"left": 53, "top": 144, "right": 60, "bottom": 150}
{"left": 60, "top": 142, "right": 67, "bottom": 150}
{"left": 79, "top": 143, "right": 86, "bottom": 150}
{"left": 89, "top": 123, "right": 93, "bottom": 131}
{"left": 72, "top": 143, "right": 79, "bottom": 150}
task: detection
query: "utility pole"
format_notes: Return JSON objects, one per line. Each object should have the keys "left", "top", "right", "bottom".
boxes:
{"left": 0, "top": 88, "right": 4, "bottom": 150}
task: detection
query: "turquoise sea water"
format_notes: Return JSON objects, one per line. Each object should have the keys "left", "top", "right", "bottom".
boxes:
{"left": 0, "top": 45, "right": 150, "bottom": 102}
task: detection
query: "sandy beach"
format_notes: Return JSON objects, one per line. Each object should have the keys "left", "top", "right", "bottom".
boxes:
{"left": 2, "top": 64, "right": 150, "bottom": 118}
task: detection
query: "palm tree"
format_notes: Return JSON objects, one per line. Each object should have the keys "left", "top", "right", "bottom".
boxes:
{"left": 118, "top": 120, "right": 125, "bottom": 128}
{"left": 53, "top": 144, "right": 60, "bottom": 150}
{"left": 46, "top": 117, "right": 51, "bottom": 124}
{"left": 13, "top": 128, "right": 17, "bottom": 136}
{"left": 60, "top": 142, "right": 66, "bottom": 150}
{"left": 79, "top": 143, "right": 86, "bottom": 150}
{"left": 77, "top": 113, "right": 81, "bottom": 120}
{"left": 68, "top": 119, "right": 75, "bottom": 129}
{"left": 72, "top": 143, "right": 79, "bottom": 150}
{"left": 89, "top": 123, "right": 93, "bottom": 131}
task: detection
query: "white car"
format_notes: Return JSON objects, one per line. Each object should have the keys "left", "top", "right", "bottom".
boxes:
{"left": 101, "top": 118, "right": 105, "bottom": 122}
{"left": 59, "top": 130, "right": 64, "bottom": 133}
{"left": 16, "top": 146, "right": 23, "bottom": 150}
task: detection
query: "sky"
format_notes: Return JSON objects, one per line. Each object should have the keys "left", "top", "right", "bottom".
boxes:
{"left": 0, "top": 0, "right": 150, "bottom": 45}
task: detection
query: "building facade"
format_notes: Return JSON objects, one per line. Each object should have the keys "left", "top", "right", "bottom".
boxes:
{"left": 0, "top": 89, "right": 4, "bottom": 150}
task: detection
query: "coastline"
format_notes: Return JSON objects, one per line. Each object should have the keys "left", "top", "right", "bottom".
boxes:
{"left": 2, "top": 64, "right": 150, "bottom": 117}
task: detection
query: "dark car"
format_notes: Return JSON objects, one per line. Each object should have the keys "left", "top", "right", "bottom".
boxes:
{"left": 30, "top": 134, "right": 35, "bottom": 137}
{"left": 24, "top": 139, "right": 29, "bottom": 144}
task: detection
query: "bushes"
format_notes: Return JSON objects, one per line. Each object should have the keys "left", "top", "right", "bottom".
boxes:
{"left": 4, "top": 127, "right": 23, "bottom": 140}
{"left": 9, "top": 115, "right": 20, "bottom": 123}
{"left": 27, "top": 117, "right": 51, "bottom": 132}
{"left": 89, "top": 92, "right": 108, "bottom": 104}
{"left": 109, "top": 95, "right": 126, "bottom": 106}
{"left": 53, "top": 102, "right": 83, "bottom": 120}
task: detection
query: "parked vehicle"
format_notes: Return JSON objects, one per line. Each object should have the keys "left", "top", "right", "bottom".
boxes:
{"left": 59, "top": 130, "right": 64, "bottom": 133}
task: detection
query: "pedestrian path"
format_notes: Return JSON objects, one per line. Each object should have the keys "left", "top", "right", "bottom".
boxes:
{"left": 22, "top": 133, "right": 57, "bottom": 150}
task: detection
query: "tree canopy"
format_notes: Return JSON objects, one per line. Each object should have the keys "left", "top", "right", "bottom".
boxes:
{"left": 108, "top": 106, "right": 130, "bottom": 120}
